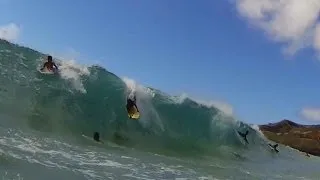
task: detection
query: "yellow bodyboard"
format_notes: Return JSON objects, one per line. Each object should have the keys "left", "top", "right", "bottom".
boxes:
{"left": 127, "top": 106, "right": 140, "bottom": 120}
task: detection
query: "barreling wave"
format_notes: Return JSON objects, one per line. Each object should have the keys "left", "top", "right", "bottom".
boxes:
{"left": 0, "top": 39, "right": 268, "bottom": 157}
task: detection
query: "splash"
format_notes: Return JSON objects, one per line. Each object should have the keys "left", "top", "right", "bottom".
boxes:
{"left": 36, "top": 55, "right": 90, "bottom": 93}
{"left": 57, "top": 59, "right": 90, "bottom": 93}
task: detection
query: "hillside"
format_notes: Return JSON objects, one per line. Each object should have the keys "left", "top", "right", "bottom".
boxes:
{"left": 259, "top": 119, "right": 320, "bottom": 156}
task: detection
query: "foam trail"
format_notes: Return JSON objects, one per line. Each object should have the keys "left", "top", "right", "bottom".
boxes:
{"left": 121, "top": 77, "right": 164, "bottom": 132}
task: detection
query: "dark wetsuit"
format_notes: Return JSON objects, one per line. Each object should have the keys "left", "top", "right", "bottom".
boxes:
{"left": 126, "top": 97, "right": 138, "bottom": 112}
{"left": 93, "top": 132, "right": 104, "bottom": 144}
{"left": 93, "top": 132, "right": 100, "bottom": 142}
{"left": 238, "top": 130, "right": 249, "bottom": 144}
{"left": 268, "top": 143, "right": 279, "bottom": 153}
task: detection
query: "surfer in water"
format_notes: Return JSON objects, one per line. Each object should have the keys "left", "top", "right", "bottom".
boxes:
{"left": 126, "top": 93, "right": 139, "bottom": 116}
{"left": 93, "top": 132, "right": 103, "bottom": 144}
{"left": 237, "top": 130, "right": 249, "bottom": 144}
{"left": 41, "top": 55, "right": 58, "bottom": 72}
{"left": 268, "top": 143, "right": 279, "bottom": 153}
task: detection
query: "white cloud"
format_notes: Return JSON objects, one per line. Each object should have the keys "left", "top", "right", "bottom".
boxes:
{"left": 314, "top": 24, "right": 320, "bottom": 55}
{"left": 0, "top": 23, "right": 20, "bottom": 42}
{"left": 235, "top": 0, "right": 320, "bottom": 56}
{"left": 300, "top": 107, "right": 320, "bottom": 122}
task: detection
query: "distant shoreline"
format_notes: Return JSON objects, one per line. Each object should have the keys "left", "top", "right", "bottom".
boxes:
{"left": 259, "top": 119, "right": 320, "bottom": 157}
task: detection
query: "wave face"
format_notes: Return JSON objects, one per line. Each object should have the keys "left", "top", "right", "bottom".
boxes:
{"left": 0, "top": 40, "right": 272, "bottom": 157}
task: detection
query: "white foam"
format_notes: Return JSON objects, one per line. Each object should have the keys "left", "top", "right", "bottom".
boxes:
{"left": 57, "top": 59, "right": 90, "bottom": 93}
{"left": 121, "top": 76, "right": 155, "bottom": 98}
{"left": 250, "top": 124, "right": 266, "bottom": 139}
{"left": 198, "top": 176, "right": 219, "bottom": 180}
{"left": 37, "top": 56, "right": 90, "bottom": 93}
{"left": 169, "top": 93, "right": 188, "bottom": 104}
{"left": 0, "top": 131, "right": 137, "bottom": 179}
{"left": 169, "top": 93, "right": 234, "bottom": 117}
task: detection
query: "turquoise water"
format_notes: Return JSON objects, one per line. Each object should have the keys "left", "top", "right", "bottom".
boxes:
{"left": 0, "top": 39, "right": 319, "bottom": 180}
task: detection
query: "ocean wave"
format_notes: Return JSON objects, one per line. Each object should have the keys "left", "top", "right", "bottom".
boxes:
{"left": 0, "top": 39, "right": 270, "bottom": 157}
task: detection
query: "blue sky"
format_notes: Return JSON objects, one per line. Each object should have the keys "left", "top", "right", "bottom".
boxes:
{"left": 1, "top": 0, "right": 320, "bottom": 125}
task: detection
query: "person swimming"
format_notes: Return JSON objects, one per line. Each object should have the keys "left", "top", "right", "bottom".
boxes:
{"left": 93, "top": 132, "right": 103, "bottom": 143}
{"left": 268, "top": 143, "right": 279, "bottom": 153}
{"left": 126, "top": 93, "right": 139, "bottom": 117}
{"left": 41, "top": 55, "right": 58, "bottom": 72}
{"left": 237, "top": 130, "right": 249, "bottom": 144}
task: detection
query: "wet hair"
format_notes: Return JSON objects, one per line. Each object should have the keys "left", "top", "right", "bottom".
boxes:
{"left": 47, "top": 55, "right": 52, "bottom": 61}
{"left": 93, "top": 132, "right": 100, "bottom": 142}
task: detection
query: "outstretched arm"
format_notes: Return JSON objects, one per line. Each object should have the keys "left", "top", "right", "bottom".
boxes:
{"left": 54, "top": 63, "right": 58, "bottom": 70}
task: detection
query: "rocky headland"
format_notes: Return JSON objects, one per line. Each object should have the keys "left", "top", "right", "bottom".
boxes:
{"left": 259, "top": 119, "right": 320, "bottom": 156}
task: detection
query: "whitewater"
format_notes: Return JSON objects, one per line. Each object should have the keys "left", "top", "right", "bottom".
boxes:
{"left": 0, "top": 39, "right": 319, "bottom": 180}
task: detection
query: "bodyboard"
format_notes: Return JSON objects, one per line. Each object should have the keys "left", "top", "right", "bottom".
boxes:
{"left": 38, "top": 68, "right": 58, "bottom": 75}
{"left": 127, "top": 106, "right": 140, "bottom": 120}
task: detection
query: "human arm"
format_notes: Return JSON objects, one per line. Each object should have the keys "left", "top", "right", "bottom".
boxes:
{"left": 53, "top": 63, "right": 58, "bottom": 70}
{"left": 134, "top": 104, "right": 139, "bottom": 112}
{"left": 40, "top": 62, "right": 47, "bottom": 70}
{"left": 133, "top": 95, "right": 138, "bottom": 111}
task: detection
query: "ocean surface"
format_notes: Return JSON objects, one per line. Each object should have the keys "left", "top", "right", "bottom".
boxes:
{"left": 0, "top": 39, "right": 319, "bottom": 180}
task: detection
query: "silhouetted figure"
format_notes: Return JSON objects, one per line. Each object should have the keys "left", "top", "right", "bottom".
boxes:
{"left": 93, "top": 132, "right": 102, "bottom": 143}
{"left": 268, "top": 143, "right": 279, "bottom": 153}
{"left": 238, "top": 130, "right": 249, "bottom": 144}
